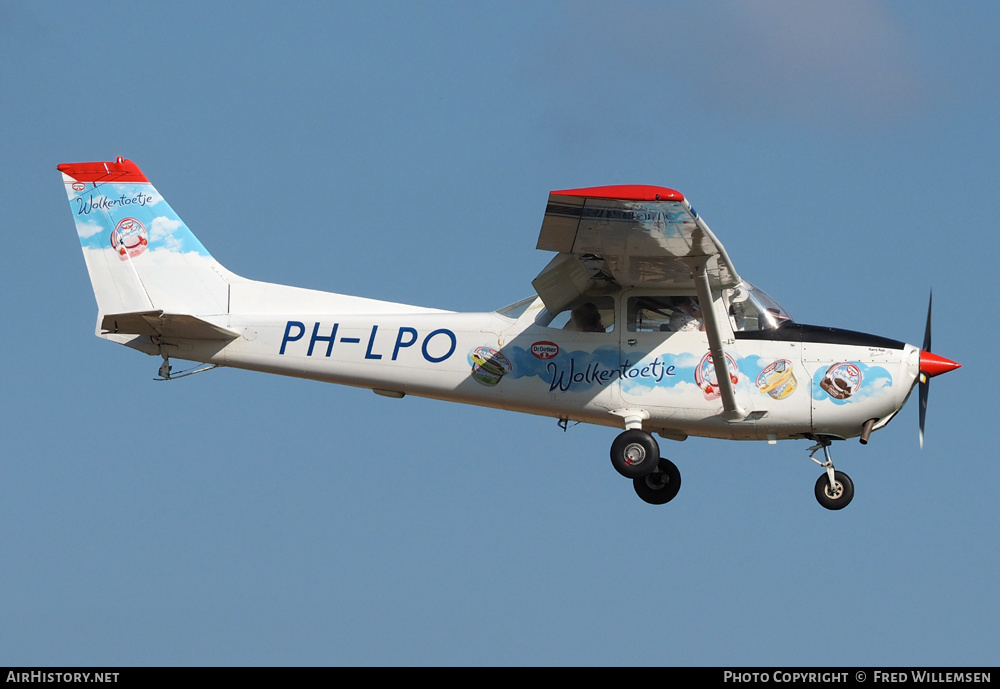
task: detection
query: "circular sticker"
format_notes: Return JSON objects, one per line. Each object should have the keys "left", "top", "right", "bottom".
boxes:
{"left": 695, "top": 351, "right": 739, "bottom": 400}
{"left": 820, "top": 362, "right": 862, "bottom": 400}
{"left": 469, "top": 346, "right": 512, "bottom": 387}
{"left": 756, "top": 359, "right": 798, "bottom": 400}
{"left": 110, "top": 217, "right": 148, "bottom": 260}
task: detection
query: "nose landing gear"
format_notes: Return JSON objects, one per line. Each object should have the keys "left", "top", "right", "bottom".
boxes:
{"left": 808, "top": 439, "right": 855, "bottom": 510}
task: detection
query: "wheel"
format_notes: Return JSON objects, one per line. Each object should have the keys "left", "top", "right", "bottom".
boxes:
{"left": 814, "top": 470, "right": 854, "bottom": 510}
{"left": 633, "top": 458, "right": 681, "bottom": 505}
{"left": 610, "top": 429, "right": 660, "bottom": 479}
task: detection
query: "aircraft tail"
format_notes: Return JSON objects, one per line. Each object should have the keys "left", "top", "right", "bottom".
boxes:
{"left": 59, "top": 158, "right": 233, "bottom": 333}
{"left": 62, "top": 158, "right": 446, "bottom": 349}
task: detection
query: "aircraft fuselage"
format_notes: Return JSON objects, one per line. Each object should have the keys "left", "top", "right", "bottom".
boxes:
{"left": 117, "top": 298, "right": 918, "bottom": 444}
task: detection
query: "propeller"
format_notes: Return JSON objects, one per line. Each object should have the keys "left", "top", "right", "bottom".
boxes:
{"left": 917, "top": 290, "right": 961, "bottom": 448}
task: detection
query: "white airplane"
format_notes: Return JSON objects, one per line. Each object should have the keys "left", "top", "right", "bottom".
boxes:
{"left": 60, "top": 158, "right": 960, "bottom": 509}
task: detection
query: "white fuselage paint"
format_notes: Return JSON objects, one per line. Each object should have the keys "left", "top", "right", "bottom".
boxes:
{"left": 145, "top": 297, "right": 919, "bottom": 443}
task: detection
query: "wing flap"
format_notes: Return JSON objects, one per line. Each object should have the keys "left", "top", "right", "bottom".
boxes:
{"left": 531, "top": 253, "right": 611, "bottom": 314}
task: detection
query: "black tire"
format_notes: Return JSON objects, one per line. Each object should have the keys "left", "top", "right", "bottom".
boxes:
{"left": 633, "top": 458, "right": 682, "bottom": 505}
{"left": 814, "top": 470, "right": 854, "bottom": 510}
{"left": 610, "top": 429, "right": 660, "bottom": 479}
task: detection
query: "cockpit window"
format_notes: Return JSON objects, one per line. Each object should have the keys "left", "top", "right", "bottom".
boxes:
{"left": 724, "top": 282, "right": 793, "bottom": 332}
{"left": 628, "top": 295, "right": 704, "bottom": 332}
{"left": 538, "top": 296, "right": 615, "bottom": 333}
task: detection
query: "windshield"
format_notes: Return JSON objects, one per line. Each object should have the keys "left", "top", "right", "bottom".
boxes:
{"left": 724, "top": 282, "right": 793, "bottom": 332}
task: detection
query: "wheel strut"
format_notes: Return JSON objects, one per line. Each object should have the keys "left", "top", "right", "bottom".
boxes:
{"left": 807, "top": 438, "right": 855, "bottom": 510}
{"left": 808, "top": 439, "right": 837, "bottom": 488}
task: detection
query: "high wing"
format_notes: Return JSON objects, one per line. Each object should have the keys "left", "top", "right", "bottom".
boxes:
{"left": 532, "top": 185, "right": 741, "bottom": 313}
{"left": 533, "top": 184, "right": 747, "bottom": 419}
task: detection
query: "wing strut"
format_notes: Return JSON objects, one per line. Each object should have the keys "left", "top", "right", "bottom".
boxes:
{"left": 690, "top": 257, "right": 746, "bottom": 421}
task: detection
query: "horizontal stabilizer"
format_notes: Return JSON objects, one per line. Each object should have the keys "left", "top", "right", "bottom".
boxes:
{"left": 101, "top": 311, "right": 239, "bottom": 341}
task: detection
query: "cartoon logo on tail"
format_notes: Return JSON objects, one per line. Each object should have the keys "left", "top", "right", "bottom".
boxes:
{"left": 110, "top": 218, "right": 148, "bottom": 260}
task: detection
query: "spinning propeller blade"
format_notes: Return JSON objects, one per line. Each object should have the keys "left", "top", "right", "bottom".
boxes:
{"left": 917, "top": 291, "right": 961, "bottom": 448}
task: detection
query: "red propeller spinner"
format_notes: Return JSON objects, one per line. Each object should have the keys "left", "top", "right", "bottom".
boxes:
{"left": 919, "top": 350, "right": 961, "bottom": 378}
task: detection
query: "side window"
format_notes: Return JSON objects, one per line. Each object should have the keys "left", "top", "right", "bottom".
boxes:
{"left": 546, "top": 296, "right": 615, "bottom": 332}
{"left": 628, "top": 295, "right": 704, "bottom": 332}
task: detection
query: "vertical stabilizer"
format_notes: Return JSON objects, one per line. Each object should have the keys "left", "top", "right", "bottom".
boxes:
{"left": 59, "top": 158, "right": 231, "bottom": 319}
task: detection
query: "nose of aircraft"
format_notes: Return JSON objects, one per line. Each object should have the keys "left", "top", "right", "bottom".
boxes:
{"left": 919, "top": 350, "right": 961, "bottom": 378}
{"left": 917, "top": 348, "right": 960, "bottom": 449}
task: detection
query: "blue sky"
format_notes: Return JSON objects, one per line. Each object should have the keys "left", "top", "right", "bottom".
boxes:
{"left": 2, "top": 1, "right": 996, "bottom": 666}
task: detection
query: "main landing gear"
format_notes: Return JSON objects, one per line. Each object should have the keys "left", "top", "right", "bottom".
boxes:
{"left": 808, "top": 439, "right": 854, "bottom": 510}
{"left": 608, "top": 430, "right": 856, "bottom": 509}
{"left": 610, "top": 429, "right": 682, "bottom": 505}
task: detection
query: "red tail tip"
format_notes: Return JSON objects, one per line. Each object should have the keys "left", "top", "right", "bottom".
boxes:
{"left": 919, "top": 351, "right": 961, "bottom": 378}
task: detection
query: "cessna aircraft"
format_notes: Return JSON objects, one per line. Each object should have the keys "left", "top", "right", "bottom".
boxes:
{"left": 60, "top": 158, "right": 960, "bottom": 509}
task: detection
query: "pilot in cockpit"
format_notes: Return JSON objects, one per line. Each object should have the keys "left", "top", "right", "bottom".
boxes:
{"left": 725, "top": 282, "right": 793, "bottom": 332}
{"left": 668, "top": 296, "right": 704, "bottom": 332}
{"left": 569, "top": 302, "right": 606, "bottom": 332}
